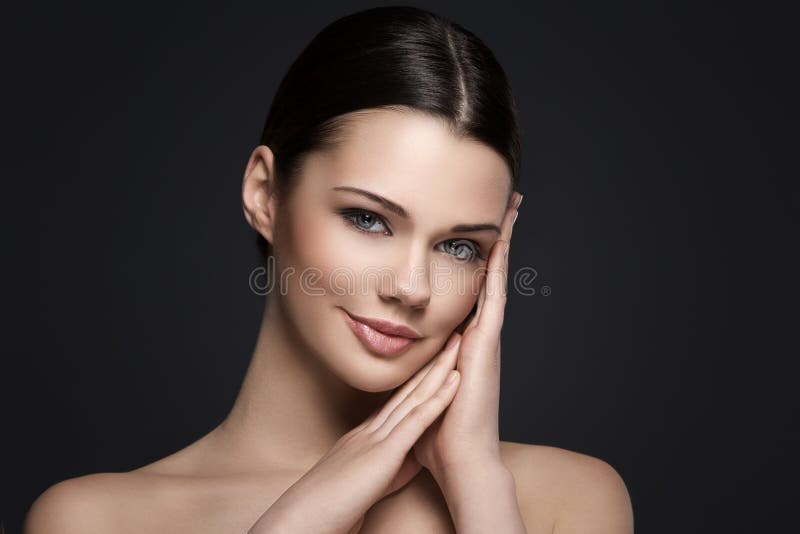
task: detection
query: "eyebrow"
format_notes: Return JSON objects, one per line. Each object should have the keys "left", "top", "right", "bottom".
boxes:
{"left": 331, "top": 186, "right": 501, "bottom": 234}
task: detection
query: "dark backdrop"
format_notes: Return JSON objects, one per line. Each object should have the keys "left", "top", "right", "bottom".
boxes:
{"left": 4, "top": 1, "right": 796, "bottom": 532}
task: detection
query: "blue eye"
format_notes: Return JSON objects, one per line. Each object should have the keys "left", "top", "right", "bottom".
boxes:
{"left": 337, "top": 208, "right": 485, "bottom": 262}
{"left": 339, "top": 208, "right": 390, "bottom": 235}
{"left": 440, "top": 240, "right": 483, "bottom": 262}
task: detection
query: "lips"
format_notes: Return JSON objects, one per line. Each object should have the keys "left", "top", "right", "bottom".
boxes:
{"left": 341, "top": 309, "right": 421, "bottom": 357}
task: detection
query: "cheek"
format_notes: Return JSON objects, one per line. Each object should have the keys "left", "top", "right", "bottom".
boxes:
{"left": 444, "top": 291, "right": 479, "bottom": 329}
{"left": 283, "top": 210, "right": 347, "bottom": 281}
{"left": 290, "top": 220, "right": 390, "bottom": 298}
{"left": 429, "top": 265, "right": 484, "bottom": 332}
{"left": 438, "top": 259, "right": 484, "bottom": 303}
{"left": 282, "top": 220, "right": 388, "bottom": 313}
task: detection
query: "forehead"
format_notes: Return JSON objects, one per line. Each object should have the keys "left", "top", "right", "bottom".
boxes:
{"left": 300, "top": 109, "right": 511, "bottom": 220}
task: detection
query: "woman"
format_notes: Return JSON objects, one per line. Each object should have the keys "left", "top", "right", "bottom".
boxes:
{"left": 25, "top": 6, "right": 632, "bottom": 533}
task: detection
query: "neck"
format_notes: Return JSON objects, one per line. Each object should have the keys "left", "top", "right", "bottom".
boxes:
{"left": 210, "top": 296, "right": 393, "bottom": 474}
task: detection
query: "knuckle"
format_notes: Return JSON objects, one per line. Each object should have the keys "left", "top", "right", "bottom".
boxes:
{"left": 365, "top": 425, "right": 387, "bottom": 442}
{"left": 401, "top": 394, "right": 422, "bottom": 412}
{"left": 369, "top": 433, "right": 390, "bottom": 450}
{"left": 408, "top": 403, "right": 429, "bottom": 421}
{"left": 347, "top": 422, "right": 368, "bottom": 437}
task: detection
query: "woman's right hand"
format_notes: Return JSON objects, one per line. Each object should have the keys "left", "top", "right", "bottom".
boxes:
{"left": 247, "top": 332, "right": 464, "bottom": 534}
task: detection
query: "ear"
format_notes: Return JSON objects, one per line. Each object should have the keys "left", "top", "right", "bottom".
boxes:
{"left": 242, "top": 145, "right": 280, "bottom": 246}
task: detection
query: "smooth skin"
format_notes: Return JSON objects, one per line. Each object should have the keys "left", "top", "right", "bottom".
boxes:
{"left": 252, "top": 193, "right": 524, "bottom": 533}
{"left": 24, "top": 109, "right": 633, "bottom": 533}
{"left": 250, "top": 328, "right": 466, "bottom": 533}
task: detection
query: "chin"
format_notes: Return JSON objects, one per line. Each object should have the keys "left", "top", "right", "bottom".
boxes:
{"left": 329, "top": 318, "right": 434, "bottom": 393}
{"left": 326, "top": 359, "right": 408, "bottom": 393}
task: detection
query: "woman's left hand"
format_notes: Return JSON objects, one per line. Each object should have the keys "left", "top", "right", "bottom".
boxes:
{"left": 413, "top": 191, "right": 523, "bottom": 476}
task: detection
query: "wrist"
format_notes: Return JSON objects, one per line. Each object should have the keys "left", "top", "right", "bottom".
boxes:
{"left": 430, "top": 456, "right": 514, "bottom": 495}
{"left": 248, "top": 506, "right": 294, "bottom": 534}
{"left": 249, "top": 489, "right": 360, "bottom": 534}
{"left": 431, "top": 459, "right": 520, "bottom": 532}
{"left": 248, "top": 491, "right": 306, "bottom": 534}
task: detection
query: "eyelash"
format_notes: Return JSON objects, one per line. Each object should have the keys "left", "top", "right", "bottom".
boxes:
{"left": 337, "top": 208, "right": 487, "bottom": 262}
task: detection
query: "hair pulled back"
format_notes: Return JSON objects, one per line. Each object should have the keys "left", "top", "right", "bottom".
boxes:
{"left": 257, "top": 6, "right": 522, "bottom": 262}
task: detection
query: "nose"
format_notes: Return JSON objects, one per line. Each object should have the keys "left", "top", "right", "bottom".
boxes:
{"left": 377, "top": 243, "right": 432, "bottom": 309}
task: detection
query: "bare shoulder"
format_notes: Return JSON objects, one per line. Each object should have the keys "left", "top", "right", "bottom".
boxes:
{"left": 500, "top": 441, "right": 634, "bottom": 534}
{"left": 24, "top": 472, "right": 145, "bottom": 534}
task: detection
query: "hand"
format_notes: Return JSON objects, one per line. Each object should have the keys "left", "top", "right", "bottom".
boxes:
{"left": 247, "top": 334, "right": 466, "bottom": 534}
{"left": 413, "top": 191, "right": 523, "bottom": 479}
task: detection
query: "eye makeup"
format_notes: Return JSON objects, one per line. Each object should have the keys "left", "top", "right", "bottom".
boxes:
{"left": 335, "top": 207, "right": 487, "bottom": 262}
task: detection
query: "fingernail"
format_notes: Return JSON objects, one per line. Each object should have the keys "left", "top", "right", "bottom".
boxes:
{"left": 512, "top": 210, "right": 519, "bottom": 227}
{"left": 516, "top": 194, "right": 524, "bottom": 210}
{"left": 445, "top": 370, "right": 459, "bottom": 384}
{"left": 504, "top": 242, "right": 510, "bottom": 259}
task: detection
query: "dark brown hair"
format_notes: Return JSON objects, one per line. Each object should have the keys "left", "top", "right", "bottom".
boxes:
{"left": 257, "top": 6, "right": 522, "bottom": 262}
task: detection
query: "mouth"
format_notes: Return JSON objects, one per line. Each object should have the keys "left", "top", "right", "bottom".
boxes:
{"left": 341, "top": 308, "right": 422, "bottom": 357}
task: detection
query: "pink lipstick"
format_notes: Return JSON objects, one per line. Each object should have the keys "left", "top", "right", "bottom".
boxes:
{"left": 341, "top": 309, "right": 421, "bottom": 357}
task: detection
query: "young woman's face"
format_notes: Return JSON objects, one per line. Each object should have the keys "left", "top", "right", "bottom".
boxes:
{"left": 268, "top": 109, "right": 512, "bottom": 392}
